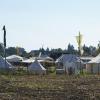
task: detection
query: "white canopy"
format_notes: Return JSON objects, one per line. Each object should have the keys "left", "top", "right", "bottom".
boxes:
{"left": 6, "top": 55, "right": 23, "bottom": 62}
{"left": 88, "top": 54, "right": 100, "bottom": 63}
{"left": 23, "top": 57, "right": 35, "bottom": 63}
{"left": 23, "top": 55, "right": 54, "bottom": 64}
{"left": 22, "top": 57, "right": 45, "bottom": 63}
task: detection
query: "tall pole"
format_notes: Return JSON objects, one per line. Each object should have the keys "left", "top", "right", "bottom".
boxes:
{"left": 2, "top": 25, "right": 6, "bottom": 68}
{"left": 76, "top": 32, "right": 83, "bottom": 74}
{"left": 79, "top": 32, "right": 83, "bottom": 74}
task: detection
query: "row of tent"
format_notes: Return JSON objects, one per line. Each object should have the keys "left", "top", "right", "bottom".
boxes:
{"left": 5, "top": 54, "right": 53, "bottom": 74}
{"left": 0, "top": 55, "right": 46, "bottom": 74}
{"left": 0, "top": 53, "right": 100, "bottom": 74}
{"left": 56, "top": 54, "right": 100, "bottom": 74}
{"left": 6, "top": 54, "right": 54, "bottom": 63}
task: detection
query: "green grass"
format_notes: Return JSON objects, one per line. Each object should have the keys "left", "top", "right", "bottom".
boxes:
{"left": 46, "top": 66, "right": 56, "bottom": 76}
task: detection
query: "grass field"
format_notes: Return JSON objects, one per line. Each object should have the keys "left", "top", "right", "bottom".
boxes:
{"left": 0, "top": 74, "right": 99, "bottom": 100}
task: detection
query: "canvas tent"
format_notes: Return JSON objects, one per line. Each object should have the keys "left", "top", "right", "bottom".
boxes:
{"left": 38, "top": 52, "right": 54, "bottom": 61}
{"left": 56, "top": 54, "right": 83, "bottom": 74}
{"left": 6, "top": 55, "right": 24, "bottom": 68}
{"left": 86, "top": 54, "right": 100, "bottom": 74}
{"left": 22, "top": 57, "right": 54, "bottom": 64}
{"left": 28, "top": 59, "right": 46, "bottom": 74}
{"left": 0, "top": 56, "right": 13, "bottom": 70}
{"left": 23, "top": 53, "right": 54, "bottom": 69}
{"left": 23, "top": 53, "right": 54, "bottom": 64}
{"left": 6, "top": 55, "right": 23, "bottom": 62}
{"left": 22, "top": 57, "right": 35, "bottom": 64}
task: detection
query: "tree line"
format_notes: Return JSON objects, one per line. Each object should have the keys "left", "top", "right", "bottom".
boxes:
{"left": 0, "top": 43, "right": 100, "bottom": 60}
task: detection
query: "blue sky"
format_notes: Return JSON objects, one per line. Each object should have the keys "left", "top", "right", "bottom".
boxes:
{"left": 0, "top": 0, "right": 100, "bottom": 51}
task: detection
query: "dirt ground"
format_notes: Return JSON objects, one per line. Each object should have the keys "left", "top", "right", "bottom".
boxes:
{"left": 0, "top": 74, "right": 99, "bottom": 100}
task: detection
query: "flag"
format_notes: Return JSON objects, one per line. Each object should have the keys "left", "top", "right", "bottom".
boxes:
{"left": 76, "top": 31, "right": 83, "bottom": 55}
{"left": 76, "top": 32, "right": 82, "bottom": 46}
{"left": 2, "top": 25, "right": 6, "bottom": 47}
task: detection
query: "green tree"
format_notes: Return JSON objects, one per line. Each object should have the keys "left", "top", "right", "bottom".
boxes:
{"left": 6, "top": 47, "right": 17, "bottom": 56}
{"left": 89, "top": 46, "right": 96, "bottom": 56}
{"left": 16, "top": 47, "right": 27, "bottom": 57}
{"left": 83, "top": 45, "right": 91, "bottom": 56}
{"left": 67, "top": 43, "right": 75, "bottom": 54}
{"left": 96, "top": 41, "right": 100, "bottom": 55}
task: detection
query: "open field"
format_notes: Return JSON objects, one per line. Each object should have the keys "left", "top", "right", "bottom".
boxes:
{"left": 0, "top": 74, "right": 99, "bottom": 100}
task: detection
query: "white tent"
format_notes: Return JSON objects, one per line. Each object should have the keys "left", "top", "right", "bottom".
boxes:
{"left": 86, "top": 54, "right": 100, "bottom": 74}
{"left": 56, "top": 54, "right": 83, "bottom": 74}
{"left": 22, "top": 57, "right": 50, "bottom": 63}
{"left": 28, "top": 59, "right": 46, "bottom": 74}
{"left": 0, "top": 56, "right": 13, "bottom": 70}
{"left": 38, "top": 52, "right": 54, "bottom": 61}
{"left": 6, "top": 55, "right": 23, "bottom": 62}
{"left": 22, "top": 57, "right": 35, "bottom": 63}
{"left": 23, "top": 53, "right": 54, "bottom": 64}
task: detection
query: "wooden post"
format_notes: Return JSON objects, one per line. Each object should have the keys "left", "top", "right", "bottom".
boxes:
{"left": 2, "top": 26, "right": 7, "bottom": 70}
